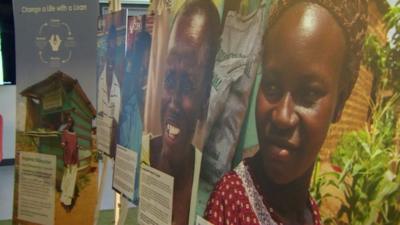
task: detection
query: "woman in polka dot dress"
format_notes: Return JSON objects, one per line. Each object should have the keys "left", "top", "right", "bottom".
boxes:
{"left": 204, "top": 0, "right": 368, "bottom": 224}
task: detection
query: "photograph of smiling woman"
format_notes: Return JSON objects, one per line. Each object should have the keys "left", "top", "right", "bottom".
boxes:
{"left": 204, "top": 0, "right": 368, "bottom": 224}
{"left": 140, "top": 0, "right": 221, "bottom": 225}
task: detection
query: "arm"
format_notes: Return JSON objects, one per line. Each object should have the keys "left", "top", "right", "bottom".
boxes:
{"left": 61, "top": 132, "right": 66, "bottom": 149}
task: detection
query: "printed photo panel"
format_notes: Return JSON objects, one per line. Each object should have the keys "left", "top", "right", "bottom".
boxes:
{"left": 96, "top": 9, "right": 127, "bottom": 158}
{"left": 13, "top": 1, "right": 99, "bottom": 224}
{"left": 113, "top": 14, "right": 153, "bottom": 204}
{"left": 138, "top": 0, "right": 222, "bottom": 225}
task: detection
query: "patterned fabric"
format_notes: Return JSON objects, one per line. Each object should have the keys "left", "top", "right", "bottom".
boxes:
{"left": 204, "top": 161, "right": 321, "bottom": 225}
{"left": 234, "top": 162, "right": 278, "bottom": 225}
{"left": 205, "top": 171, "right": 263, "bottom": 225}
{"left": 266, "top": 0, "right": 368, "bottom": 101}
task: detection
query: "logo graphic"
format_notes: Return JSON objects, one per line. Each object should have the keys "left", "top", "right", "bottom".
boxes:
{"left": 35, "top": 19, "right": 76, "bottom": 67}
{"left": 49, "top": 34, "right": 62, "bottom": 52}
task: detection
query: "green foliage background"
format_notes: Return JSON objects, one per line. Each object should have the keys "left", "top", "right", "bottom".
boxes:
{"left": 311, "top": 1, "right": 400, "bottom": 224}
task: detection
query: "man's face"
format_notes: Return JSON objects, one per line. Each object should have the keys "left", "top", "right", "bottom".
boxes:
{"left": 160, "top": 46, "right": 207, "bottom": 153}
{"left": 256, "top": 3, "right": 346, "bottom": 184}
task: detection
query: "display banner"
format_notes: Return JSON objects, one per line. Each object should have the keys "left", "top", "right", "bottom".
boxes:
{"left": 10, "top": 0, "right": 388, "bottom": 225}
{"left": 138, "top": 0, "right": 376, "bottom": 225}
{"left": 113, "top": 14, "right": 153, "bottom": 203}
{"left": 195, "top": 1, "right": 382, "bottom": 225}
{"left": 134, "top": 0, "right": 391, "bottom": 225}
{"left": 96, "top": 10, "right": 127, "bottom": 158}
{"left": 13, "top": 1, "right": 99, "bottom": 224}
{"left": 138, "top": 0, "right": 222, "bottom": 225}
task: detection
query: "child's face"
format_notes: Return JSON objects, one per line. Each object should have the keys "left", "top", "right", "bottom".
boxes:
{"left": 256, "top": 3, "right": 346, "bottom": 184}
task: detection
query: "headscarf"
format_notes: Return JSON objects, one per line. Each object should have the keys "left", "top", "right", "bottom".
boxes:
{"left": 266, "top": 0, "right": 368, "bottom": 101}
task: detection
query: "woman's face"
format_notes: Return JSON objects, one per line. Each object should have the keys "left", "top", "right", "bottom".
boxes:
{"left": 66, "top": 117, "right": 73, "bottom": 129}
{"left": 256, "top": 3, "right": 346, "bottom": 184}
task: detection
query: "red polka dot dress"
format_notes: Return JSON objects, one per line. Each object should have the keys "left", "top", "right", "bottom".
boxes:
{"left": 204, "top": 160, "right": 321, "bottom": 225}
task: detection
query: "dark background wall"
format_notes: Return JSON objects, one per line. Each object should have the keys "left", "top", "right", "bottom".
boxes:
{"left": 0, "top": 0, "right": 16, "bottom": 85}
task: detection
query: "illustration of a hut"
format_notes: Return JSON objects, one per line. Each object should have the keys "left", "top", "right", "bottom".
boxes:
{"left": 20, "top": 71, "right": 96, "bottom": 182}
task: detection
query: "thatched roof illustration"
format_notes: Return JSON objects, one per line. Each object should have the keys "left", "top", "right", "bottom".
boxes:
{"left": 20, "top": 70, "right": 96, "bottom": 117}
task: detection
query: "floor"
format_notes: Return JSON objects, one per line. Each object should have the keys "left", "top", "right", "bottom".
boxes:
{"left": 0, "top": 165, "right": 14, "bottom": 220}
{"left": 0, "top": 160, "right": 136, "bottom": 225}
